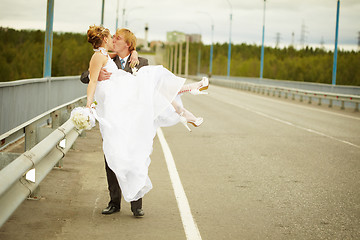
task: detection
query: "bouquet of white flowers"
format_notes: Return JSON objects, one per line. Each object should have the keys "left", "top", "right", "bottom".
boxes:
{"left": 131, "top": 67, "right": 138, "bottom": 76}
{"left": 70, "top": 107, "right": 96, "bottom": 130}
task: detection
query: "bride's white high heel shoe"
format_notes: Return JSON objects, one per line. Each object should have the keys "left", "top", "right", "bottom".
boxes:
{"left": 190, "top": 77, "right": 209, "bottom": 95}
{"left": 179, "top": 77, "right": 209, "bottom": 95}
{"left": 179, "top": 112, "right": 203, "bottom": 132}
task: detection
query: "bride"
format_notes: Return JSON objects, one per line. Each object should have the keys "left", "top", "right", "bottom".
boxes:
{"left": 85, "top": 25, "right": 209, "bottom": 202}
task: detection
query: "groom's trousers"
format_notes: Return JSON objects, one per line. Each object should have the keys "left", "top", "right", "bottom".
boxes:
{"left": 104, "top": 157, "right": 142, "bottom": 212}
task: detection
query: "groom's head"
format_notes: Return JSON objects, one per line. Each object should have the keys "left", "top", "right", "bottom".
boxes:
{"left": 113, "top": 28, "right": 137, "bottom": 57}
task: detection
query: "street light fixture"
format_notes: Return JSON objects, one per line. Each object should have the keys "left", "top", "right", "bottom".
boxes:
{"left": 226, "top": 0, "right": 232, "bottom": 77}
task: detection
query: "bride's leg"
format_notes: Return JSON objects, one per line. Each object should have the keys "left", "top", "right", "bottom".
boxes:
{"left": 178, "top": 77, "right": 209, "bottom": 95}
{"left": 171, "top": 101, "right": 197, "bottom": 122}
{"left": 171, "top": 101, "right": 203, "bottom": 132}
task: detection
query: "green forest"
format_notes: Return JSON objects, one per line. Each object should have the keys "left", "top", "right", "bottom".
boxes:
{"left": 187, "top": 43, "right": 360, "bottom": 86}
{"left": 1, "top": 27, "right": 359, "bottom": 85}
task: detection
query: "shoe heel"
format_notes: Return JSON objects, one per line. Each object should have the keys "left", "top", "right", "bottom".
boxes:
{"left": 199, "top": 86, "right": 209, "bottom": 91}
{"left": 182, "top": 121, "right": 192, "bottom": 132}
{"left": 199, "top": 77, "right": 209, "bottom": 91}
{"left": 179, "top": 115, "right": 192, "bottom": 132}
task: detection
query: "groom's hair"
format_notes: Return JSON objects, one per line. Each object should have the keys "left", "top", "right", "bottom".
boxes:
{"left": 116, "top": 28, "right": 137, "bottom": 52}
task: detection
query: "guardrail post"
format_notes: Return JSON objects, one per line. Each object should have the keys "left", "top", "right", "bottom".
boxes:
{"left": 25, "top": 122, "right": 42, "bottom": 200}
{"left": 28, "top": 187, "right": 41, "bottom": 200}
{"left": 300, "top": 95, "right": 303, "bottom": 102}
{"left": 25, "top": 121, "right": 42, "bottom": 200}
{"left": 308, "top": 96, "right": 312, "bottom": 104}
{"left": 329, "top": 99, "right": 333, "bottom": 108}
{"left": 66, "top": 104, "right": 79, "bottom": 147}
{"left": 355, "top": 102, "right": 359, "bottom": 112}
{"left": 51, "top": 110, "right": 61, "bottom": 128}
{"left": 51, "top": 110, "right": 63, "bottom": 168}
{"left": 318, "top": 98, "right": 322, "bottom": 106}
{"left": 25, "top": 123, "right": 37, "bottom": 151}
{"left": 341, "top": 100, "right": 345, "bottom": 110}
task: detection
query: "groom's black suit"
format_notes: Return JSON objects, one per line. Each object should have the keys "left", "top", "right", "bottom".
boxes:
{"left": 80, "top": 54, "right": 149, "bottom": 213}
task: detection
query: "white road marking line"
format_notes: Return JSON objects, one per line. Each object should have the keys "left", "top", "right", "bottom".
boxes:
{"left": 215, "top": 96, "right": 360, "bottom": 149}
{"left": 92, "top": 196, "right": 100, "bottom": 218}
{"left": 157, "top": 128, "right": 202, "bottom": 240}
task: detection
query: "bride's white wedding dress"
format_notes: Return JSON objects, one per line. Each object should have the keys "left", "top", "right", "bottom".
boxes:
{"left": 94, "top": 49, "right": 185, "bottom": 202}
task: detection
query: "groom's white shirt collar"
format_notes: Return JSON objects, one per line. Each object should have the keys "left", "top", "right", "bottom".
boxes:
{"left": 120, "top": 54, "right": 130, "bottom": 65}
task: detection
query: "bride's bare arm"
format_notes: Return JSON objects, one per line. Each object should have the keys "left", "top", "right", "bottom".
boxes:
{"left": 87, "top": 53, "right": 107, "bottom": 108}
{"left": 129, "top": 50, "right": 139, "bottom": 68}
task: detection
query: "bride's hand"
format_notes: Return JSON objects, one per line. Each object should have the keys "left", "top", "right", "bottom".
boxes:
{"left": 98, "top": 69, "right": 111, "bottom": 81}
{"left": 129, "top": 50, "right": 139, "bottom": 68}
{"left": 86, "top": 102, "right": 96, "bottom": 108}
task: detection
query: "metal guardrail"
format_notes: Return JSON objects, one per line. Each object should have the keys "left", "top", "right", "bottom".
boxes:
{"left": 209, "top": 75, "right": 360, "bottom": 96}
{"left": 0, "top": 96, "right": 86, "bottom": 227}
{"left": 0, "top": 76, "right": 86, "bottom": 136}
{"left": 189, "top": 76, "right": 360, "bottom": 112}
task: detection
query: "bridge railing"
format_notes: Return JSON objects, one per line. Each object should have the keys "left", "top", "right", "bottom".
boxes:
{"left": 0, "top": 76, "right": 86, "bottom": 137}
{"left": 0, "top": 96, "right": 86, "bottom": 227}
{"left": 189, "top": 76, "right": 360, "bottom": 111}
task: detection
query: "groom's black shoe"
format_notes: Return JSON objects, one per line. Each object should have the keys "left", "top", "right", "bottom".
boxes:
{"left": 102, "top": 205, "right": 120, "bottom": 215}
{"left": 133, "top": 208, "right": 144, "bottom": 218}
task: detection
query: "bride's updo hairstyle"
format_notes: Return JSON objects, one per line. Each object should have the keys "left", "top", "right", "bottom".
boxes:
{"left": 87, "top": 25, "right": 110, "bottom": 49}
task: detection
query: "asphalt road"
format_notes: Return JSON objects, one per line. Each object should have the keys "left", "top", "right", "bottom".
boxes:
{"left": 1, "top": 82, "right": 359, "bottom": 240}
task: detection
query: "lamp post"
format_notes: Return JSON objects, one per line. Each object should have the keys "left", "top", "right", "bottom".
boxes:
{"left": 226, "top": 0, "right": 232, "bottom": 77}
{"left": 43, "top": 0, "right": 54, "bottom": 78}
{"left": 260, "top": 0, "right": 266, "bottom": 79}
{"left": 121, "top": 0, "right": 127, "bottom": 27}
{"left": 101, "top": 0, "right": 105, "bottom": 26}
{"left": 198, "top": 11, "right": 214, "bottom": 76}
{"left": 332, "top": 0, "right": 340, "bottom": 86}
{"left": 115, "top": 0, "right": 119, "bottom": 30}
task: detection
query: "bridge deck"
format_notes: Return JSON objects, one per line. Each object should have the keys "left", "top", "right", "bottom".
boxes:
{"left": 1, "top": 83, "right": 360, "bottom": 239}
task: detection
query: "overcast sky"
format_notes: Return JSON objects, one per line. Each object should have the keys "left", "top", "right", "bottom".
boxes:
{"left": 0, "top": 0, "right": 359, "bottom": 50}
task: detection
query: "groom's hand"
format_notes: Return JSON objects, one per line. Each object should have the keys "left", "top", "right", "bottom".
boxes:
{"left": 98, "top": 69, "right": 112, "bottom": 81}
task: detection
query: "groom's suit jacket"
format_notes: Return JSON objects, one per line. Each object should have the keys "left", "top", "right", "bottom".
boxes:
{"left": 80, "top": 53, "right": 149, "bottom": 84}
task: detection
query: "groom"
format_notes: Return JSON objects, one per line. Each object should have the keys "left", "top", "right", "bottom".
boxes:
{"left": 80, "top": 28, "right": 149, "bottom": 217}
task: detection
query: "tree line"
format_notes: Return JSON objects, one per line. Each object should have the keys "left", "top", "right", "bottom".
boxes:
{"left": 187, "top": 42, "right": 359, "bottom": 86}
{"left": 1, "top": 27, "right": 359, "bottom": 86}
{"left": 0, "top": 27, "right": 92, "bottom": 82}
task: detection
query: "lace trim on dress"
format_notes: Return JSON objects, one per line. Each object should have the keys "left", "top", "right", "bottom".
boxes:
{"left": 93, "top": 47, "right": 108, "bottom": 56}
